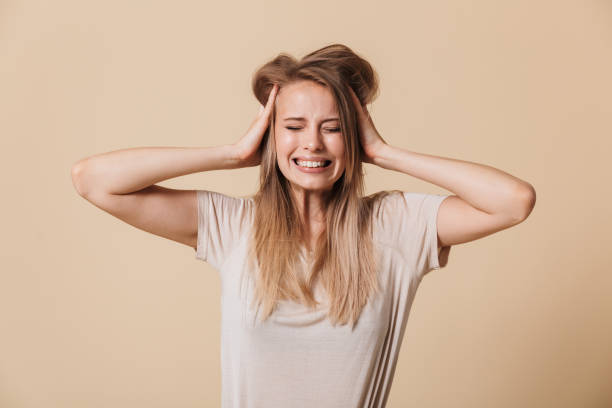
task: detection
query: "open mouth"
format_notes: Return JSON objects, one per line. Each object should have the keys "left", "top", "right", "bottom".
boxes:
{"left": 293, "top": 159, "right": 332, "bottom": 168}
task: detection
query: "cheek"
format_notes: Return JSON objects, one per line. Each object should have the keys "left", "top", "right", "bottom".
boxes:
{"left": 330, "top": 138, "right": 346, "bottom": 160}
{"left": 275, "top": 133, "right": 293, "bottom": 155}
{"left": 332, "top": 139, "right": 347, "bottom": 172}
{"left": 274, "top": 135, "right": 292, "bottom": 172}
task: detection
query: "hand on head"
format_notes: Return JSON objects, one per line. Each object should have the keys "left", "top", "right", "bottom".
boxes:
{"left": 233, "top": 84, "right": 280, "bottom": 167}
{"left": 348, "top": 86, "right": 387, "bottom": 164}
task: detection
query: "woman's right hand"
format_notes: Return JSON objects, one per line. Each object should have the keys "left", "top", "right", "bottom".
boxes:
{"left": 233, "top": 84, "right": 279, "bottom": 167}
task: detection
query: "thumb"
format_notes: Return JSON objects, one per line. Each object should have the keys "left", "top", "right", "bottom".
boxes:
{"left": 258, "top": 105, "right": 264, "bottom": 115}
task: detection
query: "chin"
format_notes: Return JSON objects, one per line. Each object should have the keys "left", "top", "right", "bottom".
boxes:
{"left": 292, "top": 180, "right": 337, "bottom": 192}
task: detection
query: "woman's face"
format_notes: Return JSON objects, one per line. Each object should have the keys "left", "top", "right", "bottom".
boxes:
{"left": 273, "top": 80, "right": 346, "bottom": 195}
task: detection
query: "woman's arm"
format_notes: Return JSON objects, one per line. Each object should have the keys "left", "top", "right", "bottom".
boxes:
{"left": 71, "top": 84, "right": 279, "bottom": 197}
{"left": 348, "top": 87, "right": 536, "bottom": 248}
{"left": 371, "top": 145, "right": 536, "bottom": 248}
{"left": 69, "top": 85, "right": 279, "bottom": 250}
{"left": 371, "top": 145, "right": 535, "bottom": 220}
{"left": 69, "top": 145, "right": 242, "bottom": 250}
{"left": 71, "top": 145, "right": 240, "bottom": 197}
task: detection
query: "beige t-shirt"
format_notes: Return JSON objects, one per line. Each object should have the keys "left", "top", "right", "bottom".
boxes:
{"left": 195, "top": 190, "right": 451, "bottom": 408}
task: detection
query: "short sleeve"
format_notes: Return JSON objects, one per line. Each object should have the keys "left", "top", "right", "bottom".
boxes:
{"left": 194, "top": 190, "right": 251, "bottom": 270}
{"left": 375, "top": 191, "right": 452, "bottom": 279}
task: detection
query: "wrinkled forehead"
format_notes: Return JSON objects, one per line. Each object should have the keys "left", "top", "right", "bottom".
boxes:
{"left": 275, "top": 81, "right": 339, "bottom": 120}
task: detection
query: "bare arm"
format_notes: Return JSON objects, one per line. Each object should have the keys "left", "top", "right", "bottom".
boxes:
{"left": 70, "top": 145, "right": 242, "bottom": 250}
{"left": 371, "top": 144, "right": 535, "bottom": 220}
{"left": 371, "top": 144, "right": 536, "bottom": 248}
{"left": 71, "top": 145, "right": 240, "bottom": 197}
{"left": 347, "top": 87, "right": 536, "bottom": 250}
{"left": 70, "top": 83, "right": 280, "bottom": 250}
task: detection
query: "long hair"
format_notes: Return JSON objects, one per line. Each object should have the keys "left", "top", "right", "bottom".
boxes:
{"left": 246, "top": 43, "right": 392, "bottom": 328}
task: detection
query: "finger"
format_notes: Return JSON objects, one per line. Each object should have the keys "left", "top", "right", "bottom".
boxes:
{"left": 259, "top": 85, "right": 278, "bottom": 119}
{"left": 256, "top": 85, "right": 278, "bottom": 119}
{"left": 266, "top": 84, "right": 279, "bottom": 108}
{"left": 349, "top": 87, "right": 365, "bottom": 117}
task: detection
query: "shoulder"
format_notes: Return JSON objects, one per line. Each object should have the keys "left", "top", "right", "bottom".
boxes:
{"left": 363, "top": 189, "right": 403, "bottom": 214}
{"left": 367, "top": 189, "right": 448, "bottom": 236}
{"left": 365, "top": 189, "right": 419, "bottom": 221}
{"left": 197, "top": 190, "right": 253, "bottom": 208}
{"left": 196, "top": 190, "right": 254, "bottom": 226}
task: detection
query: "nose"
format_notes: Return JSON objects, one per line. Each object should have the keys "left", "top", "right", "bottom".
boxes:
{"left": 302, "top": 127, "right": 324, "bottom": 151}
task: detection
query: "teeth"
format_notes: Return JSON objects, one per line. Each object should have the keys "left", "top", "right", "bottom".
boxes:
{"left": 296, "top": 160, "right": 327, "bottom": 168}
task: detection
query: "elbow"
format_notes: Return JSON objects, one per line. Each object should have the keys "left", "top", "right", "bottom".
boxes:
{"left": 71, "top": 160, "right": 90, "bottom": 197}
{"left": 511, "top": 182, "right": 536, "bottom": 222}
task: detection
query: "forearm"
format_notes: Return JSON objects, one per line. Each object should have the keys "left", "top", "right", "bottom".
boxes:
{"left": 372, "top": 143, "right": 535, "bottom": 217}
{"left": 71, "top": 144, "right": 240, "bottom": 196}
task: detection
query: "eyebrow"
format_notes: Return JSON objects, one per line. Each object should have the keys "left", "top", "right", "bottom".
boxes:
{"left": 283, "top": 117, "right": 340, "bottom": 123}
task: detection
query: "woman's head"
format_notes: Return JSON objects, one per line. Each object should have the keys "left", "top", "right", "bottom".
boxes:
{"left": 252, "top": 43, "right": 379, "bottom": 202}
{"left": 247, "top": 44, "right": 386, "bottom": 328}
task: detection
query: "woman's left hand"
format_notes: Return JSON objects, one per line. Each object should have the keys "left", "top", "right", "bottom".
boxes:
{"left": 349, "top": 87, "right": 387, "bottom": 164}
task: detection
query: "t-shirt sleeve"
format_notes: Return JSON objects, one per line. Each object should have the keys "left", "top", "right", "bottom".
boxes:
{"left": 377, "top": 191, "right": 452, "bottom": 279}
{"left": 194, "top": 189, "right": 250, "bottom": 270}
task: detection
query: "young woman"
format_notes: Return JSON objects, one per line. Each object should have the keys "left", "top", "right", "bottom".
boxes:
{"left": 71, "top": 44, "right": 536, "bottom": 407}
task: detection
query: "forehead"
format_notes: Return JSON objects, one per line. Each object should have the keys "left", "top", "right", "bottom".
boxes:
{"left": 275, "top": 80, "right": 338, "bottom": 119}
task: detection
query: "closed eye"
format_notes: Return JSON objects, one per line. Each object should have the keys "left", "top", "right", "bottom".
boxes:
{"left": 286, "top": 127, "right": 341, "bottom": 132}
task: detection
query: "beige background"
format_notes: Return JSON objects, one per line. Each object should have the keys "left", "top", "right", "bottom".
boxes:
{"left": 1, "top": 0, "right": 611, "bottom": 407}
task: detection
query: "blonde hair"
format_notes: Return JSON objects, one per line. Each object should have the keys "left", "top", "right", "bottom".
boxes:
{"left": 246, "top": 43, "right": 392, "bottom": 328}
